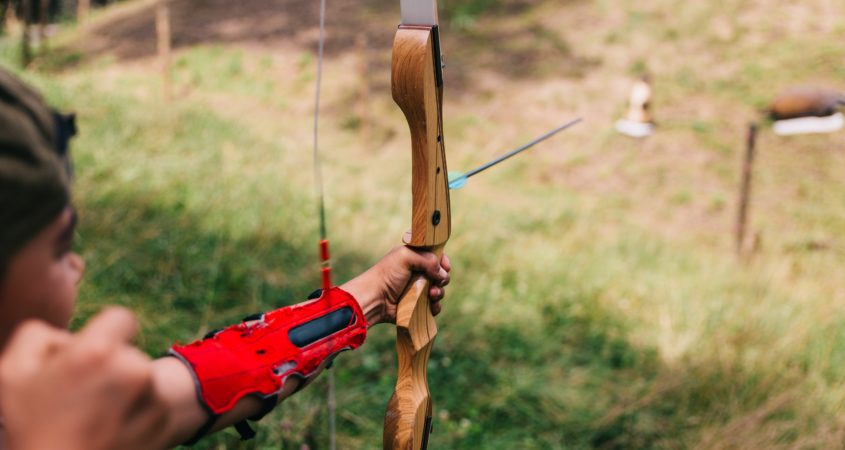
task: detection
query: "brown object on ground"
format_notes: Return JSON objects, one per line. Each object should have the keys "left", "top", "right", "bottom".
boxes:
{"left": 769, "top": 86, "right": 845, "bottom": 120}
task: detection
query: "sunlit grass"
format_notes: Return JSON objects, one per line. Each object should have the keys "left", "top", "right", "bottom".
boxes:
{"left": 3, "top": 0, "right": 845, "bottom": 448}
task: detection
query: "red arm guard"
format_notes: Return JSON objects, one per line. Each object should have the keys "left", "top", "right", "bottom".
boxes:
{"left": 169, "top": 287, "right": 368, "bottom": 441}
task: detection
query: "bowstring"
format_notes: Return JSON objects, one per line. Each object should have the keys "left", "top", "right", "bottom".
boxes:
{"left": 312, "top": 0, "right": 337, "bottom": 448}
{"left": 313, "top": 0, "right": 327, "bottom": 245}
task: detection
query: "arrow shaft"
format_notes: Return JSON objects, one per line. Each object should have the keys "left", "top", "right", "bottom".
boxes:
{"left": 462, "top": 117, "right": 582, "bottom": 180}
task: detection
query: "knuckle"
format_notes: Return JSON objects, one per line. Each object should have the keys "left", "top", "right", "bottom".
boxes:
{"left": 15, "top": 319, "right": 50, "bottom": 338}
{"left": 74, "top": 340, "right": 112, "bottom": 366}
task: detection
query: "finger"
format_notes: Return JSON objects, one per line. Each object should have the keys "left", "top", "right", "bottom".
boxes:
{"left": 409, "top": 249, "right": 448, "bottom": 283}
{"left": 430, "top": 299, "right": 442, "bottom": 317}
{"left": 428, "top": 285, "right": 444, "bottom": 301}
{"left": 397, "top": 247, "right": 442, "bottom": 280}
{"left": 440, "top": 254, "right": 452, "bottom": 273}
{"left": 435, "top": 254, "right": 451, "bottom": 288}
{"left": 0, "top": 320, "right": 70, "bottom": 377}
{"left": 437, "top": 272, "right": 450, "bottom": 288}
{"left": 78, "top": 307, "right": 139, "bottom": 347}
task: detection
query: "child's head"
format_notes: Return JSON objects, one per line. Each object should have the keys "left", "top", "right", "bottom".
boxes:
{"left": 0, "top": 69, "right": 83, "bottom": 348}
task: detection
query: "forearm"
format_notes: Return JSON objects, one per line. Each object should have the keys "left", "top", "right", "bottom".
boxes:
{"left": 340, "top": 270, "right": 388, "bottom": 325}
{"left": 151, "top": 357, "right": 305, "bottom": 447}
{"left": 150, "top": 256, "right": 429, "bottom": 444}
{"left": 150, "top": 357, "right": 210, "bottom": 446}
{"left": 155, "top": 287, "right": 369, "bottom": 446}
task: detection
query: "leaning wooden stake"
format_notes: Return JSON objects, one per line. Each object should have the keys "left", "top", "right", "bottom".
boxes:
{"left": 155, "top": 0, "right": 172, "bottom": 102}
{"left": 735, "top": 123, "right": 758, "bottom": 258}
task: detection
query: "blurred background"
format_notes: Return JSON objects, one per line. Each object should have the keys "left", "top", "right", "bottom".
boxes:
{"left": 3, "top": 0, "right": 845, "bottom": 448}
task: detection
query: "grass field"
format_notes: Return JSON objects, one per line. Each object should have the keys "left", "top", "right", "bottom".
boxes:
{"left": 3, "top": 0, "right": 845, "bottom": 448}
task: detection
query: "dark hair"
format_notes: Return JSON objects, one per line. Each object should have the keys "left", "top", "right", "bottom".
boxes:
{"left": 0, "top": 68, "right": 75, "bottom": 277}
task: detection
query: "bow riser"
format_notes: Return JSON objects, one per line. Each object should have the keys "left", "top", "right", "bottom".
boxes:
{"left": 391, "top": 26, "right": 451, "bottom": 247}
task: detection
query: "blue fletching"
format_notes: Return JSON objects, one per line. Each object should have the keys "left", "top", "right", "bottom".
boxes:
{"left": 448, "top": 172, "right": 467, "bottom": 190}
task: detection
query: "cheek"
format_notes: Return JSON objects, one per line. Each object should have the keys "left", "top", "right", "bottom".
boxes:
{"left": 0, "top": 267, "right": 73, "bottom": 338}
{"left": 47, "top": 284, "right": 76, "bottom": 328}
{"left": 26, "top": 258, "right": 79, "bottom": 330}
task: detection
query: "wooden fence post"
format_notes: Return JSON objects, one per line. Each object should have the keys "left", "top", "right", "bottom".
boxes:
{"left": 20, "top": 0, "right": 32, "bottom": 67}
{"left": 155, "top": 0, "right": 172, "bottom": 102}
{"left": 38, "top": 0, "right": 47, "bottom": 50}
{"left": 77, "top": 0, "right": 90, "bottom": 23}
{"left": 735, "top": 123, "right": 758, "bottom": 259}
{"left": 356, "top": 33, "right": 370, "bottom": 143}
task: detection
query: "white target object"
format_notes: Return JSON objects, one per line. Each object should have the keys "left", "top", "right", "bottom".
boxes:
{"left": 773, "top": 113, "right": 844, "bottom": 136}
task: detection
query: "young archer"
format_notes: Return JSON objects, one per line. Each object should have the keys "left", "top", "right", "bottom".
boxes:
{"left": 0, "top": 68, "right": 451, "bottom": 449}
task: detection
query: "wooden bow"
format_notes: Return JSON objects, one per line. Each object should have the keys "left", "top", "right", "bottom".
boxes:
{"left": 382, "top": 2, "right": 450, "bottom": 449}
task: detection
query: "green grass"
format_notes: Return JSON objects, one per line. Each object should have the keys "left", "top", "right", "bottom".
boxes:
{"left": 4, "top": 0, "right": 845, "bottom": 448}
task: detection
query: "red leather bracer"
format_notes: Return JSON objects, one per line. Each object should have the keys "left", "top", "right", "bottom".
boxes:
{"left": 169, "top": 287, "right": 368, "bottom": 417}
